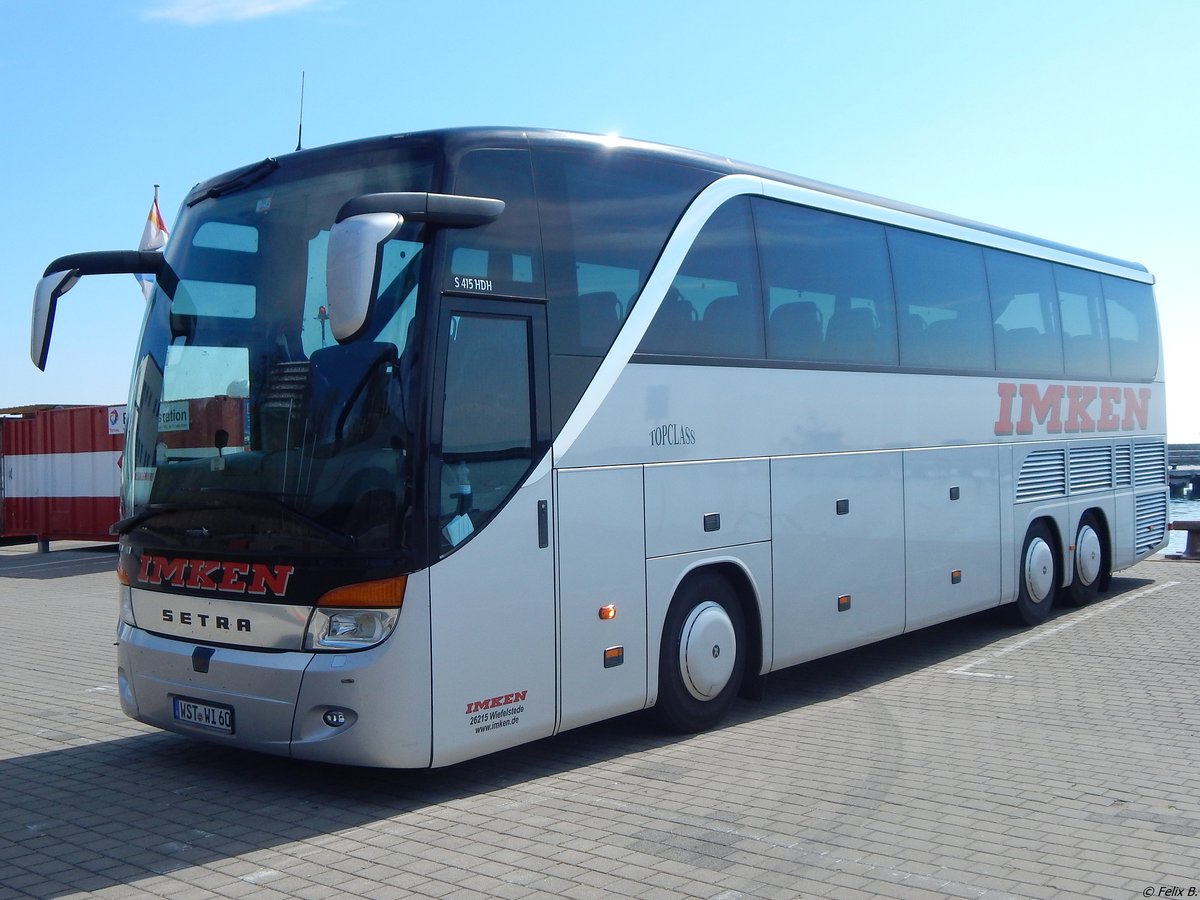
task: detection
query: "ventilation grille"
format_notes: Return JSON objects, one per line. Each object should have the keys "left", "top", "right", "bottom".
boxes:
{"left": 1134, "top": 441, "right": 1166, "bottom": 488}
{"left": 1114, "top": 445, "right": 1133, "bottom": 487}
{"left": 1017, "top": 449, "right": 1067, "bottom": 503}
{"left": 261, "top": 361, "right": 310, "bottom": 411}
{"left": 1135, "top": 491, "right": 1168, "bottom": 556}
{"left": 1069, "top": 446, "right": 1113, "bottom": 494}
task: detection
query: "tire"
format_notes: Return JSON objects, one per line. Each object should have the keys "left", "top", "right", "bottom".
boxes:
{"left": 1015, "top": 521, "right": 1058, "bottom": 626}
{"left": 1066, "top": 512, "right": 1108, "bottom": 607}
{"left": 655, "top": 571, "right": 746, "bottom": 733}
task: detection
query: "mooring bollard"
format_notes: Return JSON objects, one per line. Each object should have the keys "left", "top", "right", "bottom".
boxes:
{"left": 1168, "top": 521, "right": 1200, "bottom": 560}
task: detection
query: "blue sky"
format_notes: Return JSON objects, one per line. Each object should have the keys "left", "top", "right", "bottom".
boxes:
{"left": 3, "top": 0, "right": 1197, "bottom": 437}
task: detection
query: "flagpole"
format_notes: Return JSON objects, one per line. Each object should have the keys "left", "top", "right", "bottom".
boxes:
{"left": 296, "top": 71, "right": 305, "bottom": 152}
{"left": 137, "top": 185, "right": 169, "bottom": 301}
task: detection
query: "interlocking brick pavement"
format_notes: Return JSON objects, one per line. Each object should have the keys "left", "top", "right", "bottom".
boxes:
{"left": 1, "top": 541, "right": 1198, "bottom": 898}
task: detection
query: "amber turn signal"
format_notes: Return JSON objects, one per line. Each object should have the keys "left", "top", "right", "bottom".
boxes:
{"left": 317, "top": 575, "right": 407, "bottom": 608}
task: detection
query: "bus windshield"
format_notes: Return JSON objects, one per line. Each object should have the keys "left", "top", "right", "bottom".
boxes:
{"left": 121, "top": 151, "right": 435, "bottom": 558}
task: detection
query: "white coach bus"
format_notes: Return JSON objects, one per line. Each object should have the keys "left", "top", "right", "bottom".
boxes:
{"left": 31, "top": 128, "right": 1166, "bottom": 767}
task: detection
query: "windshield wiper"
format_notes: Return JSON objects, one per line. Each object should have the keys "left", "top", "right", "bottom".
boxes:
{"left": 186, "top": 158, "right": 280, "bottom": 207}
{"left": 113, "top": 490, "right": 354, "bottom": 550}
{"left": 192, "top": 488, "right": 355, "bottom": 549}
{"left": 112, "top": 504, "right": 185, "bottom": 536}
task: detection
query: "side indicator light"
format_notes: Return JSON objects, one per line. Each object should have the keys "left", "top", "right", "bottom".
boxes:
{"left": 604, "top": 646, "right": 624, "bottom": 668}
{"left": 837, "top": 595, "right": 851, "bottom": 612}
{"left": 951, "top": 570, "right": 962, "bottom": 584}
{"left": 598, "top": 604, "right": 617, "bottom": 620}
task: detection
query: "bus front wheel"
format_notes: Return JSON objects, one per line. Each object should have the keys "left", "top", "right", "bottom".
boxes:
{"left": 1015, "top": 521, "right": 1058, "bottom": 626}
{"left": 655, "top": 571, "right": 745, "bottom": 733}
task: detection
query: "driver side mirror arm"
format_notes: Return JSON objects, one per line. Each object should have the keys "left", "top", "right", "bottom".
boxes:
{"left": 31, "top": 250, "right": 177, "bottom": 370}
{"left": 325, "top": 191, "right": 504, "bottom": 344}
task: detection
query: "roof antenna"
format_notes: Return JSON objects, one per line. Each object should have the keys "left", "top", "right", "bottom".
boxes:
{"left": 295, "top": 70, "right": 305, "bottom": 152}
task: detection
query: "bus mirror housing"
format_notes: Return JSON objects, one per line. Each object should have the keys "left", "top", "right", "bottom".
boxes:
{"left": 31, "top": 250, "right": 177, "bottom": 370}
{"left": 327, "top": 192, "right": 504, "bottom": 343}
{"left": 32, "top": 270, "right": 80, "bottom": 370}
{"left": 326, "top": 212, "right": 404, "bottom": 343}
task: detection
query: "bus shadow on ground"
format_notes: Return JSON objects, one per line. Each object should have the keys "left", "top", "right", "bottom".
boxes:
{"left": 0, "top": 575, "right": 1152, "bottom": 897}
{"left": 743, "top": 573, "right": 1152, "bottom": 713}
{"left": 0, "top": 544, "right": 118, "bottom": 580}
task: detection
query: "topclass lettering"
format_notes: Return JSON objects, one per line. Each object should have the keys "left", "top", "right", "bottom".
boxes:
{"left": 649, "top": 423, "right": 696, "bottom": 447}
{"left": 136, "top": 555, "right": 295, "bottom": 596}
{"left": 994, "top": 383, "right": 1151, "bottom": 436}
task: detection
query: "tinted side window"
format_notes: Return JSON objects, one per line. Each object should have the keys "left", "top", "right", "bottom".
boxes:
{"left": 1102, "top": 276, "right": 1159, "bottom": 379}
{"left": 639, "top": 198, "right": 763, "bottom": 358}
{"left": 890, "top": 229, "right": 994, "bottom": 371}
{"left": 986, "top": 249, "right": 1063, "bottom": 376}
{"left": 438, "top": 314, "right": 534, "bottom": 554}
{"left": 1054, "top": 265, "right": 1109, "bottom": 378}
{"left": 446, "top": 149, "right": 543, "bottom": 299}
{"left": 535, "top": 148, "right": 714, "bottom": 357}
{"left": 756, "top": 201, "right": 897, "bottom": 366}
{"left": 534, "top": 148, "right": 714, "bottom": 432}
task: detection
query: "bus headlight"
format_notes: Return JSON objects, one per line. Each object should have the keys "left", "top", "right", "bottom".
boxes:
{"left": 305, "top": 575, "right": 406, "bottom": 651}
{"left": 306, "top": 608, "right": 399, "bottom": 650}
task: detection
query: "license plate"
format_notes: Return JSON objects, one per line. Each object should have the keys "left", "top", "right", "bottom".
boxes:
{"left": 172, "top": 696, "right": 235, "bottom": 734}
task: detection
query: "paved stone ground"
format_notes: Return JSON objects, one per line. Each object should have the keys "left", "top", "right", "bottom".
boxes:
{"left": 1, "top": 540, "right": 1198, "bottom": 899}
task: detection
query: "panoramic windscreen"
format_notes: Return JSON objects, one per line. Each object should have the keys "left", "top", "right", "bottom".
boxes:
{"left": 122, "top": 151, "right": 435, "bottom": 557}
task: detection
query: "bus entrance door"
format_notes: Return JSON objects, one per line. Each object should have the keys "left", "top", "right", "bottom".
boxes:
{"left": 427, "top": 302, "right": 556, "bottom": 766}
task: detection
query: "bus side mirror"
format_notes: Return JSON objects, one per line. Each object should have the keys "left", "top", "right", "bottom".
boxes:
{"left": 325, "top": 212, "right": 403, "bottom": 343}
{"left": 31, "top": 269, "right": 80, "bottom": 370}
{"left": 31, "top": 250, "right": 177, "bottom": 370}
{"left": 326, "top": 192, "right": 504, "bottom": 343}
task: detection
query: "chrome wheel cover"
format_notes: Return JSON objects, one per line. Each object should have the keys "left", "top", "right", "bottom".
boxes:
{"left": 1076, "top": 524, "right": 1102, "bottom": 587}
{"left": 1024, "top": 536, "right": 1055, "bottom": 604}
{"left": 678, "top": 601, "right": 736, "bottom": 701}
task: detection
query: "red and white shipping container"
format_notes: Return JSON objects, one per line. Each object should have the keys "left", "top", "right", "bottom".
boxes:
{"left": 1, "top": 404, "right": 124, "bottom": 547}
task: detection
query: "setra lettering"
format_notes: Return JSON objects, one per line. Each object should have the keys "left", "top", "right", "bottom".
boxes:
{"left": 160, "top": 608, "right": 252, "bottom": 633}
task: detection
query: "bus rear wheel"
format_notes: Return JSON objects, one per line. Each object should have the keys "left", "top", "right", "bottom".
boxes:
{"left": 1066, "top": 512, "right": 1108, "bottom": 607}
{"left": 655, "top": 571, "right": 745, "bottom": 733}
{"left": 1015, "top": 521, "right": 1058, "bottom": 626}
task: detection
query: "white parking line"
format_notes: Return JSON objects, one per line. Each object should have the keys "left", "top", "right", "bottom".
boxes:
{"left": 947, "top": 580, "right": 1180, "bottom": 679}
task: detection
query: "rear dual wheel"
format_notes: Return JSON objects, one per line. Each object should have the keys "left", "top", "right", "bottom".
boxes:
{"left": 1066, "top": 512, "right": 1109, "bottom": 607}
{"left": 1015, "top": 521, "right": 1058, "bottom": 626}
